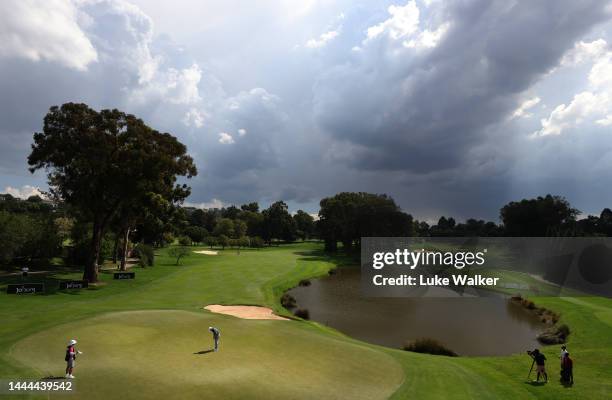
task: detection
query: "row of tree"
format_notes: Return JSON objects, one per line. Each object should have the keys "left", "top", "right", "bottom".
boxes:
{"left": 316, "top": 193, "right": 612, "bottom": 251}
{"left": 180, "top": 201, "right": 315, "bottom": 245}
{"left": 9, "top": 102, "right": 612, "bottom": 283}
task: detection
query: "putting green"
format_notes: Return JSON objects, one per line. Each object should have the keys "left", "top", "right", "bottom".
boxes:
{"left": 11, "top": 310, "right": 404, "bottom": 400}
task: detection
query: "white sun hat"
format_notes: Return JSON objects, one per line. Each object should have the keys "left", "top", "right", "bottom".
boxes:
{"left": 69, "top": 339, "right": 77, "bottom": 345}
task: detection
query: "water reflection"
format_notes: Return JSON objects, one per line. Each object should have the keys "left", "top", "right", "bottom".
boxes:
{"left": 288, "top": 267, "right": 545, "bottom": 356}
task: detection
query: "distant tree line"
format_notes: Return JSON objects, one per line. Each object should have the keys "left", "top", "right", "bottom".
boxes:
{"left": 3, "top": 103, "right": 612, "bottom": 281}
{"left": 0, "top": 194, "right": 61, "bottom": 265}
{"left": 316, "top": 193, "right": 612, "bottom": 252}
{"left": 175, "top": 200, "right": 315, "bottom": 249}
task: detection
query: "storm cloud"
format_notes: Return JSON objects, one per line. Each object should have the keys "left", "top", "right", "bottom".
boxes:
{"left": 1, "top": 0, "right": 612, "bottom": 220}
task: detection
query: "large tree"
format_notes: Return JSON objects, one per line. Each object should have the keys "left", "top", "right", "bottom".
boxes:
{"left": 262, "top": 201, "right": 297, "bottom": 243}
{"left": 28, "top": 103, "right": 197, "bottom": 282}
{"left": 318, "top": 192, "right": 414, "bottom": 251}
{"left": 500, "top": 194, "right": 579, "bottom": 236}
{"left": 293, "top": 210, "right": 315, "bottom": 240}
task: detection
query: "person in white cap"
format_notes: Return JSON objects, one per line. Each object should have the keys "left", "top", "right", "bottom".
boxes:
{"left": 208, "top": 327, "right": 220, "bottom": 352}
{"left": 65, "top": 339, "right": 82, "bottom": 378}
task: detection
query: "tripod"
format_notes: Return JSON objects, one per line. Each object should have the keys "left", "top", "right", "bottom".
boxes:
{"left": 526, "top": 358, "right": 535, "bottom": 381}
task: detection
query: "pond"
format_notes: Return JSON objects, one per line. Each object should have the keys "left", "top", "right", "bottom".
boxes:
{"left": 287, "top": 267, "right": 545, "bottom": 356}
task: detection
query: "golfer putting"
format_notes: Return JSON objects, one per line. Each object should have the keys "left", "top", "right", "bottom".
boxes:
{"left": 65, "top": 339, "right": 82, "bottom": 379}
{"left": 209, "top": 327, "right": 220, "bottom": 352}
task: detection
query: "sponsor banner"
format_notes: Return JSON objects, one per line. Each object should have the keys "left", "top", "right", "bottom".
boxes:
{"left": 113, "top": 272, "right": 135, "bottom": 280}
{"left": 6, "top": 283, "right": 44, "bottom": 294}
{"left": 59, "top": 280, "right": 89, "bottom": 290}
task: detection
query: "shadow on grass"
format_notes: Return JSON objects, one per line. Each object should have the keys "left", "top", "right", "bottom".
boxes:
{"left": 525, "top": 381, "right": 547, "bottom": 386}
{"left": 42, "top": 376, "right": 68, "bottom": 380}
{"left": 294, "top": 248, "right": 359, "bottom": 267}
{"left": 193, "top": 349, "right": 214, "bottom": 355}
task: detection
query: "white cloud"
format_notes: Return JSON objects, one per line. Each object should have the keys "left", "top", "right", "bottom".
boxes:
{"left": 218, "top": 132, "right": 235, "bottom": 144}
{"left": 511, "top": 97, "right": 541, "bottom": 119}
{"left": 366, "top": 2, "right": 420, "bottom": 41}
{"left": 364, "top": 1, "right": 448, "bottom": 50}
{"left": 184, "top": 198, "right": 226, "bottom": 209}
{"left": 238, "top": 128, "right": 247, "bottom": 136}
{"left": 533, "top": 91, "right": 609, "bottom": 136}
{"left": 561, "top": 39, "right": 608, "bottom": 66}
{"left": 2, "top": 185, "right": 43, "bottom": 199}
{"left": 183, "top": 107, "right": 205, "bottom": 128}
{"left": 589, "top": 52, "right": 612, "bottom": 88}
{"left": 596, "top": 115, "right": 612, "bottom": 126}
{"left": 535, "top": 41, "right": 612, "bottom": 137}
{"left": 404, "top": 22, "right": 450, "bottom": 49}
{"left": 0, "top": 0, "right": 98, "bottom": 70}
{"left": 131, "top": 63, "right": 202, "bottom": 105}
{"left": 306, "top": 29, "right": 340, "bottom": 48}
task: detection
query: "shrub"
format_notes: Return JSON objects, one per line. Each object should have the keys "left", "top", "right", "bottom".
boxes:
{"left": 402, "top": 338, "right": 458, "bottom": 357}
{"left": 178, "top": 235, "right": 192, "bottom": 246}
{"left": 134, "top": 243, "right": 154, "bottom": 267}
{"left": 281, "top": 293, "right": 297, "bottom": 309}
{"left": 168, "top": 246, "right": 191, "bottom": 265}
{"left": 294, "top": 309, "right": 310, "bottom": 319}
{"left": 298, "top": 279, "right": 311, "bottom": 286}
{"left": 249, "top": 236, "right": 264, "bottom": 248}
{"left": 162, "top": 232, "right": 175, "bottom": 246}
{"left": 239, "top": 237, "right": 250, "bottom": 248}
{"left": 184, "top": 226, "right": 208, "bottom": 244}
{"left": 537, "top": 324, "right": 570, "bottom": 345}
{"left": 558, "top": 324, "right": 570, "bottom": 338}
{"left": 205, "top": 236, "right": 217, "bottom": 248}
{"left": 218, "top": 235, "right": 229, "bottom": 249}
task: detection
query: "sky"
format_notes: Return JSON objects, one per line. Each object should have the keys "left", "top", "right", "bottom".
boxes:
{"left": 1, "top": 0, "right": 612, "bottom": 222}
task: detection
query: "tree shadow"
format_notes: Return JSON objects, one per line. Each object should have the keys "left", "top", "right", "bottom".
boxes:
{"left": 193, "top": 349, "right": 214, "bottom": 355}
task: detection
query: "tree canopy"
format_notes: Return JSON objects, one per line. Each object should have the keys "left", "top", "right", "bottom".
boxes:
{"left": 28, "top": 103, "right": 197, "bottom": 281}
{"left": 318, "top": 192, "right": 414, "bottom": 251}
{"left": 500, "top": 194, "right": 579, "bottom": 236}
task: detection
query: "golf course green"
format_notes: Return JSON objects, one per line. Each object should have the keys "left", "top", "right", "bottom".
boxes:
{"left": 1, "top": 242, "right": 611, "bottom": 399}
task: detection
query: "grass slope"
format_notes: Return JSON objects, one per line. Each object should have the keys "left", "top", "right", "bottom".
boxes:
{"left": 1, "top": 242, "right": 611, "bottom": 399}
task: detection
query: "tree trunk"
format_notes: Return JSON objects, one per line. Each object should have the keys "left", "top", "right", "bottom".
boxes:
{"left": 112, "top": 233, "right": 120, "bottom": 264}
{"left": 84, "top": 221, "right": 102, "bottom": 283}
{"left": 120, "top": 226, "right": 130, "bottom": 271}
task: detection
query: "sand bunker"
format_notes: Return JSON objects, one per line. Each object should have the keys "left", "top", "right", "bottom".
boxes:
{"left": 204, "top": 305, "right": 289, "bottom": 320}
{"left": 194, "top": 250, "right": 218, "bottom": 255}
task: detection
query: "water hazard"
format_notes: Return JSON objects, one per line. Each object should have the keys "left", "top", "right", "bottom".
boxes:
{"left": 288, "top": 267, "right": 545, "bottom": 356}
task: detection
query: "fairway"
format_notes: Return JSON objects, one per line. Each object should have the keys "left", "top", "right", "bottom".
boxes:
{"left": 12, "top": 310, "right": 403, "bottom": 400}
{"left": 2, "top": 243, "right": 612, "bottom": 399}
